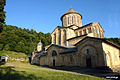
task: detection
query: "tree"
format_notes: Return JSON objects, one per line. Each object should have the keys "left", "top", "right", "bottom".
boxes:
{"left": 0, "top": 25, "right": 52, "bottom": 55}
{"left": 0, "top": 0, "right": 6, "bottom": 24}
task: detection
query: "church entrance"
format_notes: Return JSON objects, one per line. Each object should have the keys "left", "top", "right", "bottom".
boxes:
{"left": 86, "top": 57, "right": 92, "bottom": 67}
{"left": 53, "top": 59, "right": 55, "bottom": 66}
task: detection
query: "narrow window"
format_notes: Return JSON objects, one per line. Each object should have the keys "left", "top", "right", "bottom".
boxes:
{"left": 86, "top": 49, "right": 89, "bottom": 54}
{"left": 75, "top": 32, "right": 78, "bottom": 36}
{"left": 62, "top": 56, "right": 64, "bottom": 63}
{"left": 70, "top": 55, "right": 73, "bottom": 63}
{"left": 54, "top": 33, "right": 56, "bottom": 44}
{"left": 77, "top": 16, "right": 79, "bottom": 24}
{"left": 58, "top": 30, "right": 61, "bottom": 45}
{"left": 63, "top": 30, "right": 66, "bottom": 46}
{"left": 83, "top": 29, "right": 87, "bottom": 34}
{"left": 88, "top": 28, "right": 92, "bottom": 33}
{"left": 79, "top": 31, "right": 82, "bottom": 36}
{"left": 68, "top": 17, "right": 69, "bottom": 24}
{"left": 64, "top": 17, "right": 66, "bottom": 26}
{"left": 72, "top": 16, "right": 73, "bottom": 24}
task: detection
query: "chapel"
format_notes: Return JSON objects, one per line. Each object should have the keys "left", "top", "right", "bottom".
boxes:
{"left": 32, "top": 8, "right": 120, "bottom": 68}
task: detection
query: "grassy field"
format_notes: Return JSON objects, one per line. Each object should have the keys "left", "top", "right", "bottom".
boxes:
{"left": 0, "top": 51, "right": 27, "bottom": 58}
{"left": 0, "top": 62, "right": 107, "bottom": 80}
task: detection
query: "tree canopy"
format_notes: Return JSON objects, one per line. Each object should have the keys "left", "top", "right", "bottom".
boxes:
{"left": 106, "top": 38, "right": 120, "bottom": 47}
{"left": 0, "top": 25, "right": 51, "bottom": 55}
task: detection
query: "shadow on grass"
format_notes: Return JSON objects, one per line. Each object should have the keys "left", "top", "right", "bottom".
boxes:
{"left": 0, "top": 66, "right": 42, "bottom": 80}
{"left": 0, "top": 62, "right": 5, "bottom": 66}
{"left": 40, "top": 65, "right": 120, "bottom": 80}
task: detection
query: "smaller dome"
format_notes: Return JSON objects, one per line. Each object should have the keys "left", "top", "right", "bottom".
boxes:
{"left": 38, "top": 40, "right": 42, "bottom": 45}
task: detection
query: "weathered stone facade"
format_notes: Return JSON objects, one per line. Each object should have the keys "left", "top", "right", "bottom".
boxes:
{"left": 32, "top": 8, "right": 120, "bottom": 69}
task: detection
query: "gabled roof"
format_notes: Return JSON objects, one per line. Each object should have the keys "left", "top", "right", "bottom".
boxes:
{"left": 74, "top": 36, "right": 120, "bottom": 49}
{"left": 46, "top": 44, "right": 68, "bottom": 51}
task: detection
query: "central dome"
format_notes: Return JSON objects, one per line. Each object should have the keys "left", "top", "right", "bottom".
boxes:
{"left": 61, "top": 8, "right": 82, "bottom": 27}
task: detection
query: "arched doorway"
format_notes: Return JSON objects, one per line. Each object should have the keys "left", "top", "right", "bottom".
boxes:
{"left": 53, "top": 59, "right": 55, "bottom": 66}
{"left": 86, "top": 57, "right": 92, "bottom": 67}
{"left": 52, "top": 50, "right": 57, "bottom": 66}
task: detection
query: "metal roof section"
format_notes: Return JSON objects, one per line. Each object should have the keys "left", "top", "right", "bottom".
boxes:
{"left": 60, "top": 47, "right": 77, "bottom": 54}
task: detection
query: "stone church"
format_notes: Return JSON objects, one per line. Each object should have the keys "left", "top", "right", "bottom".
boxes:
{"left": 32, "top": 8, "right": 120, "bottom": 68}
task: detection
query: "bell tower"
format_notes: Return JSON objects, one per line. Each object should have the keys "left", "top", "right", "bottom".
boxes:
{"left": 61, "top": 8, "right": 82, "bottom": 27}
{"left": 37, "top": 40, "right": 43, "bottom": 52}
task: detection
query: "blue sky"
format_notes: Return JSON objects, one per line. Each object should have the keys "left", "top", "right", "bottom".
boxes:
{"left": 5, "top": 0, "right": 120, "bottom": 38}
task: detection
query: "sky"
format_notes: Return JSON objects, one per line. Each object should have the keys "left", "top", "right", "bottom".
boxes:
{"left": 5, "top": 0, "right": 120, "bottom": 38}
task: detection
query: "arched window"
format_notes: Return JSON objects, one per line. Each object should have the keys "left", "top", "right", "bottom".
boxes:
{"left": 77, "top": 16, "right": 79, "bottom": 25}
{"left": 86, "top": 49, "right": 89, "bottom": 54}
{"left": 52, "top": 50, "right": 57, "bottom": 56}
{"left": 54, "top": 33, "right": 56, "bottom": 44}
{"left": 72, "top": 16, "right": 73, "bottom": 24}
{"left": 70, "top": 55, "right": 73, "bottom": 63}
{"left": 75, "top": 32, "right": 78, "bottom": 36}
{"left": 63, "top": 30, "right": 66, "bottom": 46}
{"left": 88, "top": 28, "right": 92, "bottom": 33}
{"left": 79, "top": 31, "right": 82, "bottom": 36}
{"left": 83, "top": 29, "right": 87, "bottom": 34}
{"left": 62, "top": 56, "right": 64, "bottom": 63}
{"left": 58, "top": 29, "right": 61, "bottom": 45}
{"left": 63, "top": 17, "right": 66, "bottom": 26}
{"left": 68, "top": 17, "right": 69, "bottom": 24}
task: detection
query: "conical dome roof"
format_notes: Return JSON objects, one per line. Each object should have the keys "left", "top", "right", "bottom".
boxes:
{"left": 38, "top": 40, "right": 42, "bottom": 45}
{"left": 61, "top": 8, "right": 82, "bottom": 20}
{"left": 65, "top": 8, "right": 79, "bottom": 14}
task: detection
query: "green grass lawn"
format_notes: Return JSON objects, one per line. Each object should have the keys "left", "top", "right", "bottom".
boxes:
{"left": 0, "top": 62, "right": 107, "bottom": 80}
{"left": 0, "top": 51, "right": 27, "bottom": 58}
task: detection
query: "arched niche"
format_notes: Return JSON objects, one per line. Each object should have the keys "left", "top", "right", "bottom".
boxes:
{"left": 79, "top": 45, "right": 98, "bottom": 67}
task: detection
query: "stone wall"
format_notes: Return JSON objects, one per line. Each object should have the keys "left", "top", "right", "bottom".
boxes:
{"left": 8, "top": 57, "right": 28, "bottom": 62}
{"left": 102, "top": 42, "right": 120, "bottom": 68}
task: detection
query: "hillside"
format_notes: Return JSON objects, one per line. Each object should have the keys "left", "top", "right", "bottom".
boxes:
{"left": 0, "top": 51, "right": 27, "bottom": 58}
{"left": 0, "top": 24, "right": 51, "bottom": 55}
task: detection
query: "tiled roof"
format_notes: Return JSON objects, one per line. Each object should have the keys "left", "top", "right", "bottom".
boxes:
{"left": 59, "top": 47, "right": 77, "bottom": 54}
{"left": 67, "top": 34, "right": 87, "bottom": 41}
{"left": 65, "top": 8, "right": 78, "bottom": 14}
{"left": 35, "top": 52, "right": 48, "bottom": 57}
{"left": 46, "top": 44, "right": 68, "bottom": 51}
{"left": 40, "top": 52, "right": 48, "bottom": 56}
{"left": 61, "top": 8, "right": 82, "bottom": 20}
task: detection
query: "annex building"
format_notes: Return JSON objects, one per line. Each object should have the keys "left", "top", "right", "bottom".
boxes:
{"left": 32, "top": 8, "right": 120, "bottom": 68}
